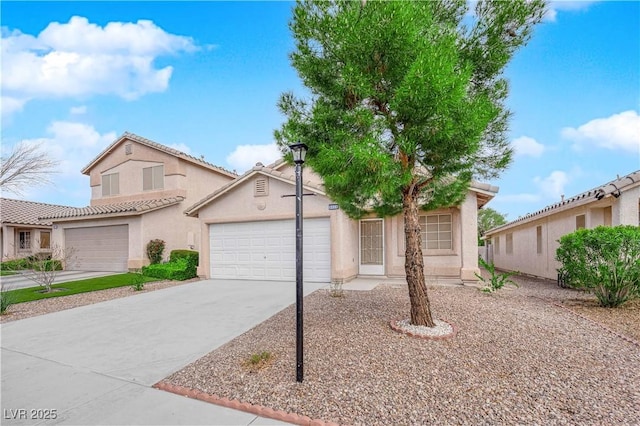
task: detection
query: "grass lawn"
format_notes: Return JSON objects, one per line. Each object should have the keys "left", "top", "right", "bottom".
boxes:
{"left": 3, "top": 273, "right": 160, "bottom": 304}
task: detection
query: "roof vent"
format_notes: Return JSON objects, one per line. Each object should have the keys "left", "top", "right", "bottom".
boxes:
{"left": 255, "top": 177, "right": 268, "bottom": 197}
{"left": 125, "top": 143, "right": 133, "bottom": 155}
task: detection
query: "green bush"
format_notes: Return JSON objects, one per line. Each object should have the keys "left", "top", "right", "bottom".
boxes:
{"left": 556, "top": 225, "right": 640, "bottom": 307}
{"left": 0, "top": 258, "right": 31, "bottom": 271}
{"left": 142, "top": 258, "right": 196, "bottom": 281}
{"left": 33, "top": 259, "right": 63, "bottom": 271}
{"left": 146, "top": 239, "right": 165, "bottom": 264}
{"left": 1, "top": 284, "right": 16, "bottom": 314}
{"left": 169, "top": 250, "right": 199, "bottom": 266}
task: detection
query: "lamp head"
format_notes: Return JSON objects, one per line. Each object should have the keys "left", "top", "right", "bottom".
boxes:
{"left": 289, "top": 142, "right": 308, "bottom": 165}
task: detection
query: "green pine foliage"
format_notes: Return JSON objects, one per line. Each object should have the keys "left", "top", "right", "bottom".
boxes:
{"left": 276, "top": 0, "right": 546, "bottom": 325}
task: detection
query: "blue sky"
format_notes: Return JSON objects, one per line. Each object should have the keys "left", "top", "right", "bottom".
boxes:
{"left": 1, "top": 1, "right": 639, "bottom": 222}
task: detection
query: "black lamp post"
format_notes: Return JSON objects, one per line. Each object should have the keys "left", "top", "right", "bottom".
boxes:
{"left": 289, "top": 141, "right": 307, "bottom": 383}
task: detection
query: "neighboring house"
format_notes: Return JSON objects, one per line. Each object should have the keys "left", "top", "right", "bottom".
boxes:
{"left": 41, "top": 132, "right": 236, "bottom": 272}
{"left": 1, "top": 198, "right": 75, "bottom": 260}
{"left": 185, "top": 160, "right": 498, "bottom": 284}
{"left": 485, "top": 170, "right": 640, "bottom": 281}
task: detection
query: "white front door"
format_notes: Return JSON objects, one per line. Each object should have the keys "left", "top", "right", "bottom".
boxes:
{"left": 359, "top": 219, "right": 384, "bottom": 275}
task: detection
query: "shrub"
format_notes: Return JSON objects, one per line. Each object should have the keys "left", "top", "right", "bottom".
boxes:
{"left": 33, "top": 259, "right": 62, "bottom": 271}
{"left": 556, "top": 225, "right": 640, "bottom": 308}
{"left": 130, "top": 271, "right": 145, "bottom": 291}
{"left": 142, "top": 258, "right": 195, "bottom": 281}
{"left": 146, "top": 239, "right": 165, "bottom": 264}
{"left": 170, "top": 250, "right": 199, "bottom": 266}
{"left": 1, "top": 257, "right": 31, "bottom": 271}
{"left": 475, "top": 257, "right": 518, "bottom": 293}
{"left": 0, "top": 284, "right": 16, "bottom": 315}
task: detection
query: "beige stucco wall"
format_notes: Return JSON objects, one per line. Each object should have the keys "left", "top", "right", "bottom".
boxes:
{"left": 488, "top": 192, "right": 639, "bottom": 281}
{"left": 1, "top": 225, "right": 53, "bottom": 260}
{"left": 87, "top": 140, "right": 233, "bottom": 207}
{"left": 55, "top": 140, "right": 235, "bottom": 270}
{"left": 194, "top": 170, "right": 482, "bottom": 283}
{"left": 194, "top": 174, "right": 359, "bottom": 281}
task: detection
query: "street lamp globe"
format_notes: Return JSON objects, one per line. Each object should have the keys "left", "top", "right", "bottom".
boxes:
{"left": 289, "top": 142, "right": 308, "bottom": 164}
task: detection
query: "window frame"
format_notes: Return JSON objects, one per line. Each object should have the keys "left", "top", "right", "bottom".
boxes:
{"left": 143, "top": 165, "right": 164, "bottom": 191}
{"left": 419, "top": 213, "right": 453, "bottom": 252}
{"left": 102, "top": 173, "right": 120, "bottom": 196}
{"left": 18, "top": 231, "right": 31, "bottom": 251}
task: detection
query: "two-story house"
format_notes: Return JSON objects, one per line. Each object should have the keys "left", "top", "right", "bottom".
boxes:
{"left": 42, "top": 132, "right": 236, "bottom": 271}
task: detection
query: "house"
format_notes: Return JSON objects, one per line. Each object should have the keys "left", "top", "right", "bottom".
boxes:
{"left": 1, "top": 198, "right": 75, "bottom": 260}
{"left": 485, "top": 170, "right": 640, "bottom": 281}
{"left": 185, "top": 160, "right": 499, "bottom": 284}
{"left": 41, "top": 132, "right": 236, "bottom": 271}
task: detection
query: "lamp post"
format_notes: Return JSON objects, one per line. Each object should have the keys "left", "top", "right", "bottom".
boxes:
{"left": 289, "top": 141, "right": 307, "bottom": 383}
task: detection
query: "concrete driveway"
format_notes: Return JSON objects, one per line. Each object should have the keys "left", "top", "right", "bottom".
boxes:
{"left": 1, "top": 279, "right": 326, "bottom": 425}
{"left": 0, "top": 271, "right": 120, "bottom": 291}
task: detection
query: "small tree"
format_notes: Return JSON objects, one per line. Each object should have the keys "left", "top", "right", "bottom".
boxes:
{"left": 478, "top": 208, "right": 508, "bottom": 245}
{"left": 276, "top": 0, "right": 546, "bottom": 326}
{"left": 0, "top": 141, "right": 59, "bottom": 195}
{"left": 556, "top": 226, "right": 640, "bottom": 307}
{"left": 146, "top": 239, "right": 165, "bottom": 264}
{"left": 24, "top": 243, "right": 77, "bottom": 293}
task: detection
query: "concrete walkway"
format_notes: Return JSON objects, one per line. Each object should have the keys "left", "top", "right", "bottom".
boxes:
{"left": 0, "top": 270, "right": 120, "bottom": 290}
{"left": 1, "top": 279, "right": 326, "bottom": 425}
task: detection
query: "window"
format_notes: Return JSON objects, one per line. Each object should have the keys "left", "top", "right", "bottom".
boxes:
{"left": 40, "top": 231, "right": 51, "bottom": 250}
{"left": 143, "top": 165, "right": 164, "bottom": 190}
{"left": 254, "top": 177, "right": 268, "bottom": 196}
{"left": 102, "top": 173, "right": 120, "bottom": 196}
{"left": 19, "top": 231, "right": 31, "bottom": 250}
{"left": 536, "top": 226, "right": 542, "bottom": 254}
{"left": 506, "top": 233, "right": 513, "bottom": 254}
{"left": 420, "top": 214, "right": 452, "bottom": 250}
{"left": 494, "top": 236, "right": 500, "bottom": 254}
{"left": 576, "top": 214, "right": 586, "bottom": 230}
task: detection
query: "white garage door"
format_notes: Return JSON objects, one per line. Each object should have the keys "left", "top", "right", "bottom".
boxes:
{"left": 65, "top": 225, "right": 129, "bottom": 272}
{"left": 210, "top": 219, "right": 330, "bottom": 282}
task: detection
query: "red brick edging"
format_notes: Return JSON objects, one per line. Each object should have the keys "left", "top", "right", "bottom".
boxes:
{"left": 389, "top": 318, "right": 458, "bottom": 340}
{"left": 153, "top": 381, "right": 340, "bottom": 426}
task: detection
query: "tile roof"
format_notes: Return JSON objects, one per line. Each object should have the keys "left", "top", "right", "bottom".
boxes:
{"left": 40, "top": 197, "right": 185, "bottom": 220}
{"left": 486, "top": 169, "right": 640, "bottom": 235}
{"left": 1, "top": 198, "right": 76, "bottom": 226}
{"left": 81, "top": 132, "right": 237, "bottom": 178}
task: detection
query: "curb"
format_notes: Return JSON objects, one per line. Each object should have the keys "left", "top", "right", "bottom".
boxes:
{"left": 152, "top": 381, "right": 341, "bottom": 426}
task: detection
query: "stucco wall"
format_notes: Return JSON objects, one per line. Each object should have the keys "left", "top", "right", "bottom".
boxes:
{"left": 488, "top": 193, "right": 639, "bottom": 280}
{"left": 87, "top": 141, "right": 233, "bottom": 206}
{"left": 195, "top": 174, "right": 354, "bottom": 279}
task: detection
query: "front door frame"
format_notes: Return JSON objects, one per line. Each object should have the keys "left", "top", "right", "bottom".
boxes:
{"left": 359, "top": 218, "right": 385, "bottom": 276}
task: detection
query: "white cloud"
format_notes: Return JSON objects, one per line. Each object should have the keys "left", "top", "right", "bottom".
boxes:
{"left": 1, "top": 96, "right": 28, "bottom": 119}
{"left": 19, "top": 121, "right": 117, "bottom": 176}
{"left": 3, "top": 121, "right": 116, "bottom": 205}
{"left": 512, "top": 136, "right": 545, "bottom": 157}
{"left": 534, "top": 170, "right": 570, "bottom": 199}
{"left": 226, "top": 143, "right": 283, "bottom": 173}
{"left": 545, "top": 1, "right": 599, "bottom": 22}
{"left": 70, "top": 105, "right": 87, "bottom": 115}
{"left": 561, "top": 110, "right": 640, "bottom": 154}
{"left": 1, "top": 16, "right": 197, "bottom": 117}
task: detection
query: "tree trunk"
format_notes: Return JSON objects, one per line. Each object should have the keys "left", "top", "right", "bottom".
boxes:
{"left": 403, "top": 185, "right": 435, "bottom": 327}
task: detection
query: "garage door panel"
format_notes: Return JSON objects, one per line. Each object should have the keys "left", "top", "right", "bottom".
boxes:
{"left": 65, "top": 225, "right": 128, "bottom": 272}
{"left": 210, "top": 219, "right": 330, "bottom": 282}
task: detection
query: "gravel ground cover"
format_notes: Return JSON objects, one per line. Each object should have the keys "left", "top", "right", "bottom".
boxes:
{"left": 165, "top": 276, "right": 640, "bottom": 425}
{"left": 0, "top": 279, "right": 196, "bottom": 323}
